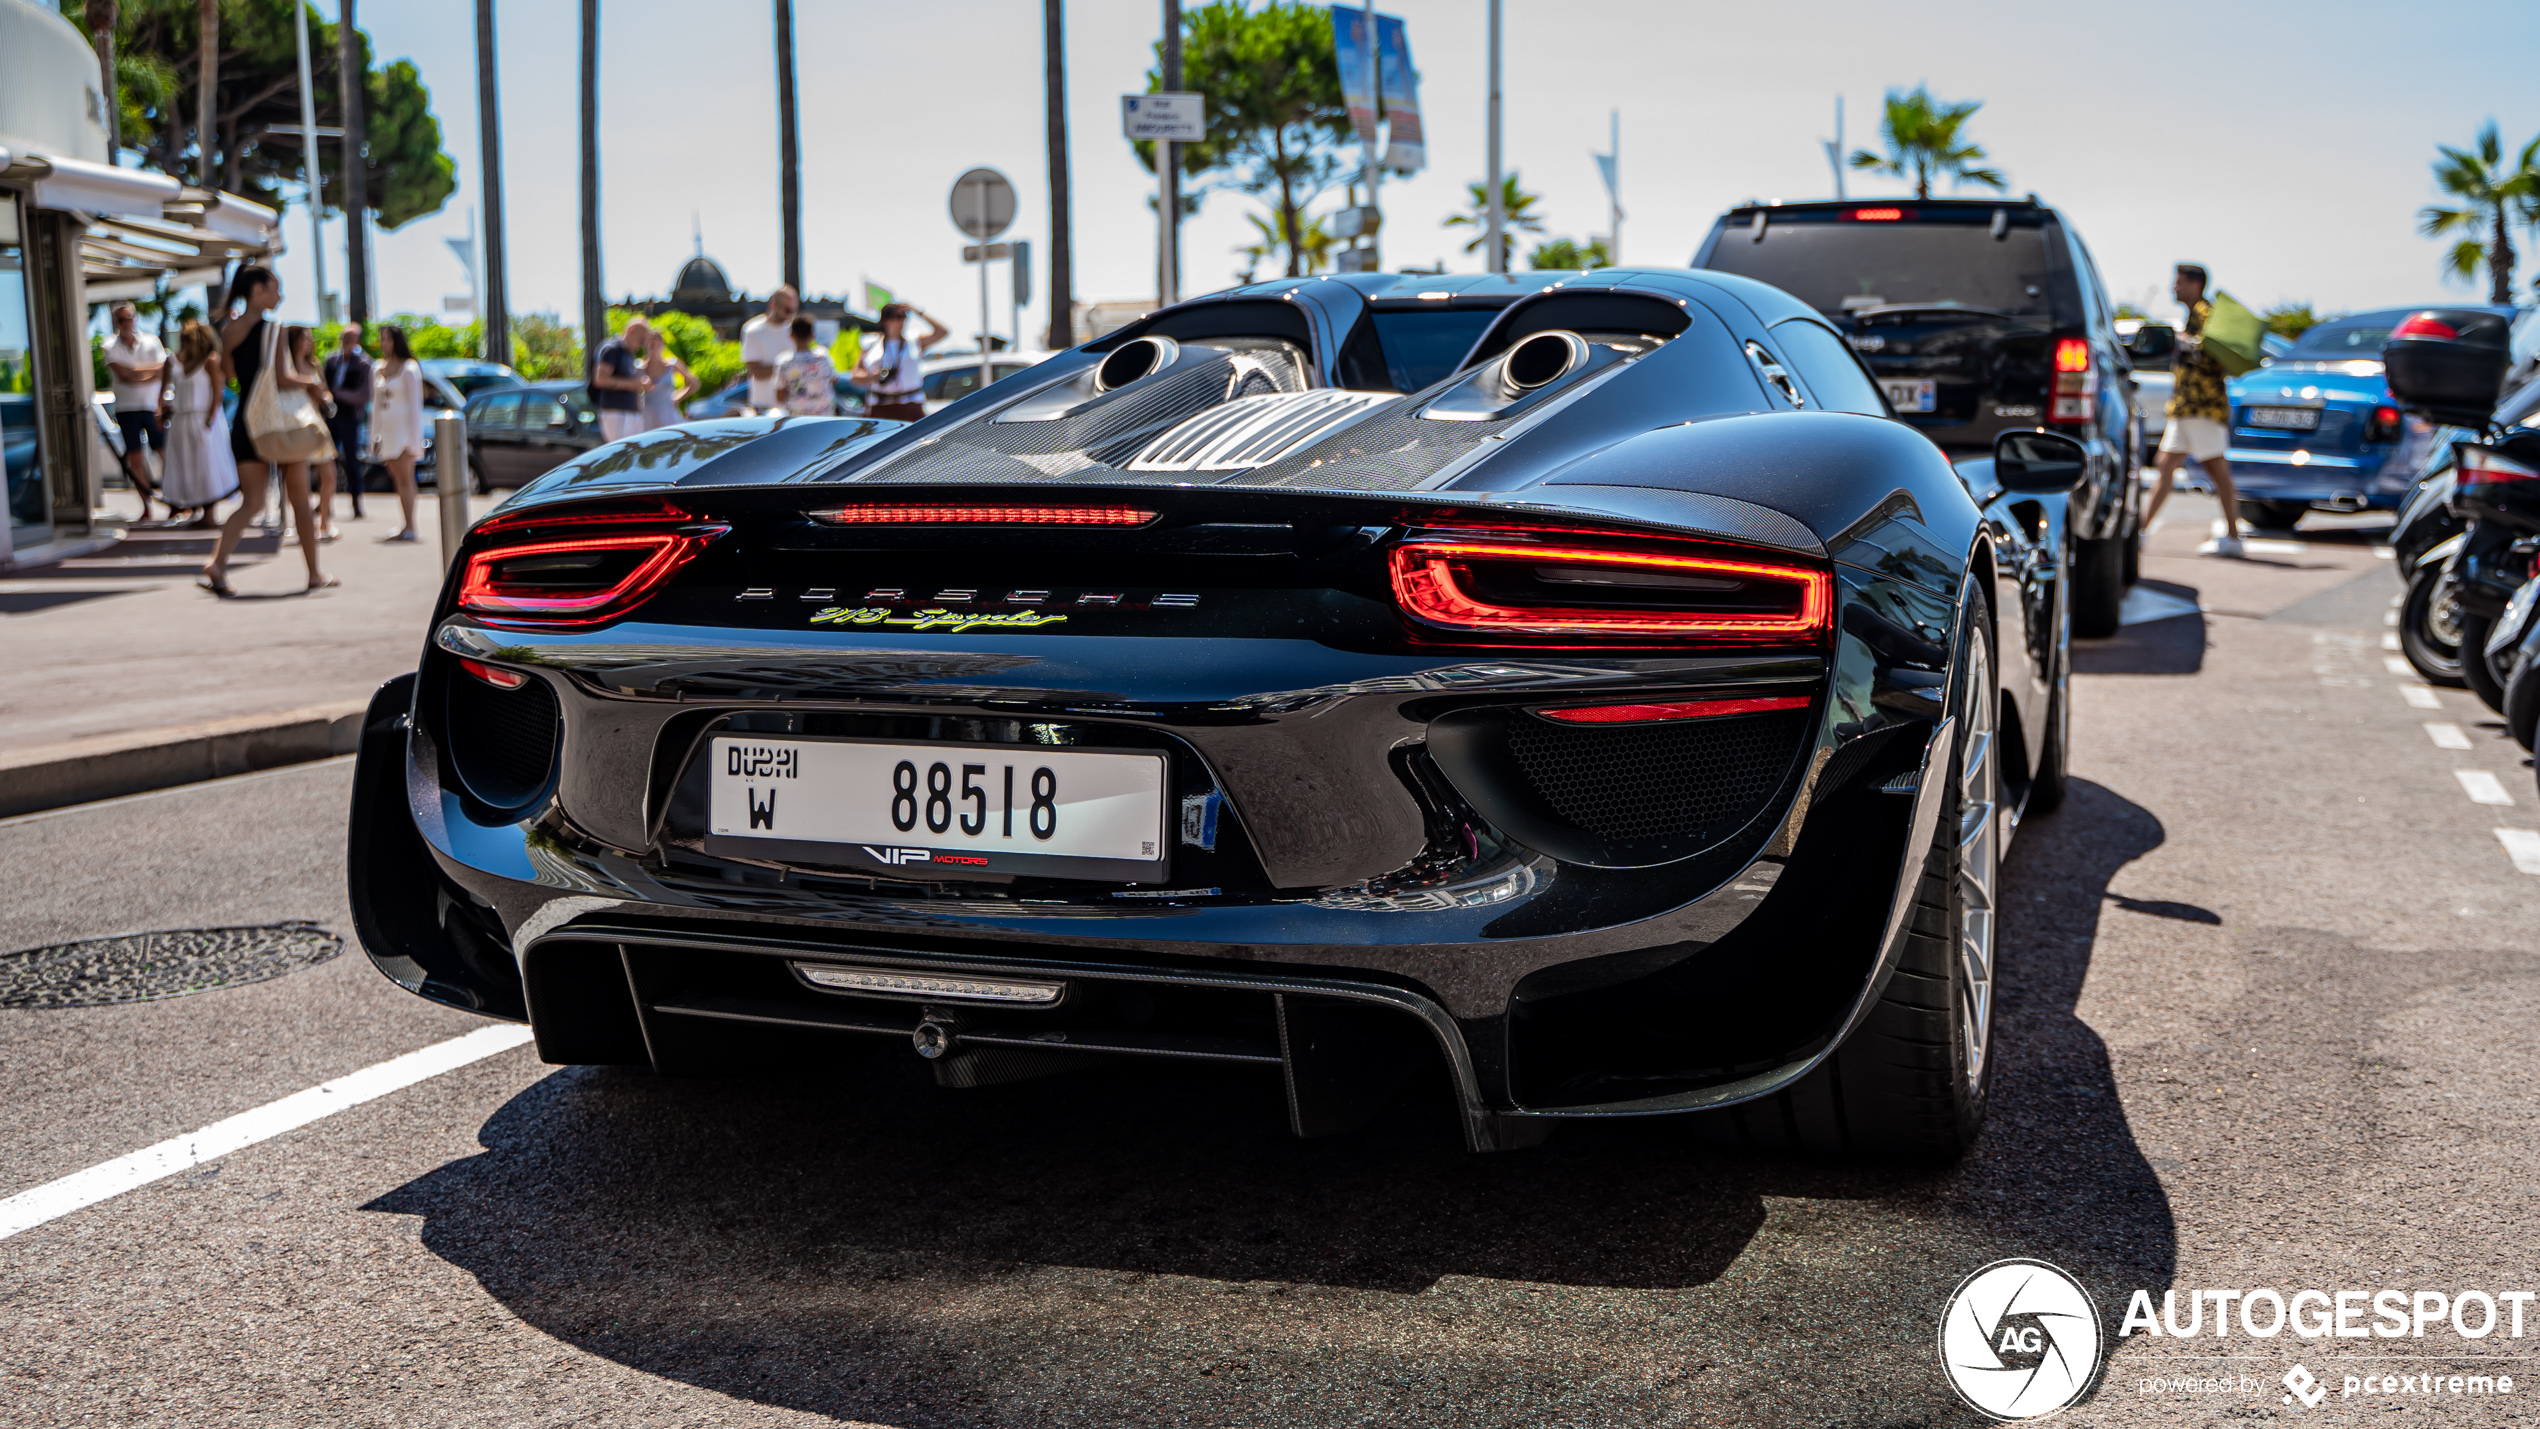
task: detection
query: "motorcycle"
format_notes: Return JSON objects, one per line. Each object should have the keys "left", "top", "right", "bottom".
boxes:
{"left": 2393, "top": 452, "right": 2470, "bottom": 687}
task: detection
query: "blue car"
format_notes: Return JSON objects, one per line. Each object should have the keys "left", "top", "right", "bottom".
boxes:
{"left": 2225, "top": 306, "right": 2514, "bottom": 528}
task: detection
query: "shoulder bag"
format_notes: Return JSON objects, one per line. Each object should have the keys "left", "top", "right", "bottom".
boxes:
{"left": 2199, "top": 292, "right": 2269, "bottom": 378}
{"left": 245, "top": 322, "right": 338, "bottom": 464}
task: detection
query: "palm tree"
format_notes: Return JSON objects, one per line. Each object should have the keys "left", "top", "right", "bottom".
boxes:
{"left": 578, "top": 0, "right": 604, "bottom": 378}
{"left": 1044, "top": 0, "right": 1073, "bottom": 348}
{"left": 85, "top": 0, "right": 119, "bottom": 156}
{"left": 1235, "top": 211, "right": 1332, "bottom": 281}
{"left": 1442, "top": 173, "right": 1542, "bottom": 267}
{"left": 475, "top": 0, "right": 510, "bottom": 367}
{"left": 193, "top": 0, "right": 215, "bottom": 186}
{"left": 1527, "top": 237, "right": 1610, "bottom": 271}
{"left": 1848, "top": 86, "right": 2004, "bottom": 200}
{"left": 774, "top": 0, "right": 802, "bottom": 293}
{"left": 2419, "top": 122, "right": 2539, "bottom": 306}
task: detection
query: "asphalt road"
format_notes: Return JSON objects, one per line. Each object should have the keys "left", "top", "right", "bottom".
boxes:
{"left": 4, "top": 494, "right": 2536, "bottom": 1427}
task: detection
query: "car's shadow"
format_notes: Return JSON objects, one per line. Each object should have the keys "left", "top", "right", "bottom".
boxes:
{"left": 368, "top": 779, "right": 2174, "bottom": 1426}
{"left": 2077, "top": 579, "right": 2207, "bottom": 675}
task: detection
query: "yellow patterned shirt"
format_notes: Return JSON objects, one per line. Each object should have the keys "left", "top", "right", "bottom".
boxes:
{"left": 2166, "top": 298, "right": 2229, "bottom": 422}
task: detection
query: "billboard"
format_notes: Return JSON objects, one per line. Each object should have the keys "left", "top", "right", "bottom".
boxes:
{"left": 1330, "top": 8, "right": 1424, "bottom": 175}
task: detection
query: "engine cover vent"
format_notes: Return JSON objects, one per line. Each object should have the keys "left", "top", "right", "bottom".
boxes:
{"left": 1125, "top": 390, "right": 1397, "bottom": 473}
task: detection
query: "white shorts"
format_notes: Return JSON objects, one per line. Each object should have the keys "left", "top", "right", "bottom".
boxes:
{"left": 598, "top": 409, "right": 645, "bottom": 443}
{"left": 2159, "top": 415, "right": 2228, "bottom": 462}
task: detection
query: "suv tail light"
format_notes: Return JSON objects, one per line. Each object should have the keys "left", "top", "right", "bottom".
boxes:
{"left": 2049, "top": 338, "right": 2097, "bottom": 424}
{"left": 2459, "top": 445, "right": 2540, "bottom": 486}
{"left": 456, "top": 501, "right": 723, "bottom": 627}
{"left": 1388, "top": 532, "right": 1831, "bottom": 641}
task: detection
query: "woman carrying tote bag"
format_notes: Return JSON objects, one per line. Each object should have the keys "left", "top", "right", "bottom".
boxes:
{"left": 199, "top": 266, "right": 335, "bottom": 595}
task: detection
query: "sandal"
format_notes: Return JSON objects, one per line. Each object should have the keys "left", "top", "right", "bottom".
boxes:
{"left": 195, "top": 569, "right": 234, "bottom": 598}
{"left": 305, "top": 573, "right": 342, "bottom": 592}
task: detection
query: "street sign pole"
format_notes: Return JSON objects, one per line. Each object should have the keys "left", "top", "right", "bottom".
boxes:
{"left": 950, "top": 168, "right": 1018, "bottom": 395}
{"left": 1360, "top": 0, "right": 1381, "bottom": 272}
{"left": 1118, "top": 93, "right": 1205, "bottom": 299}
{"left": 1159, "top": 0, "right": 1182, "bottom": 306}
{"left": 976, "top": 181, "right": 991, "bottom": 391}
{"left": 1485, "top": 0, "right": 1502, "bottom": 275}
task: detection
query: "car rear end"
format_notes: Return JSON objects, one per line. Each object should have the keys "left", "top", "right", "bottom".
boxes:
{"left": 1690, "top": 200, "right": 2102, "bottom": 455}
{"left": 2224, "top": 311, "right": 2419, "bottom": 515}
{"left": 354, "top": 481, "right": 1943, "bottom": 1148}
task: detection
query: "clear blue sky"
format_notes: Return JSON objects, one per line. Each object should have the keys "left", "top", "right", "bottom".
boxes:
{"left": 278, "top": 0, "right": 2540, "bottom": 341}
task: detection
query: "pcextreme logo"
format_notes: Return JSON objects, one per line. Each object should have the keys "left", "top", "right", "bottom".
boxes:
{"left": 1939, "top": 1259, "right": 2105, "bottom": 1420}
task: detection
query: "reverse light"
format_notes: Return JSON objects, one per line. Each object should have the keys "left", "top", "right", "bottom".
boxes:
{"left": 458, "top": 658, "right": 528, "bottom": 690}
{"left": 1538, "top": 695, "right": 1811, "bottom": 724}
{"left": 1850, "top": 207, "right": 1908, "bottom": 221}
{"left": 1389, "top": 535, "right": 1832, "bottom": 641}
{"left": 809, "top": 504, "right": 1158, "bottom": 526}
{"left": 456, "top": 530, "right": 715, "bottom": 626}
{"left": 2459, "top": 447, "right": 2540, "bottom": 485}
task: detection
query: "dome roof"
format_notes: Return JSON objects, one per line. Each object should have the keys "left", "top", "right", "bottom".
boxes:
{"left": 673, "top": 255, "right": 733, "bottom": 304}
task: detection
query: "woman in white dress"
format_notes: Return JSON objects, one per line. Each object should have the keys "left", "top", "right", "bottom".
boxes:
{"left": 367, "top": 325, "right": 425, "bottom": 541}
{"left": 157, "top": 320, "right": 238, "bottom": 513}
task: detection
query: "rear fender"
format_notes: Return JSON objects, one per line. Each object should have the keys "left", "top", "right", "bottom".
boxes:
{"left": 2417, "top": 533, "right": 2465, "bottom": 570}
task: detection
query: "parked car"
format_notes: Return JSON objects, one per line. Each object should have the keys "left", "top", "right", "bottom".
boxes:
{"left": 463, "top": 381, "right": 603, "bottom": 492}
{"left": 1690, "top": 197, "right": 2144, "bottom": 634}
{"left": 2221, "top": 306, "right": 2515, "bottom": 530}
{"left": 420, "top": 358, "right": 525, "bottom": 402}
{"left": 2116, "top": 319, "right": 2174, "bottom": 463}
{"left": 682, "top": 373, "right": 870, "bottom": 421}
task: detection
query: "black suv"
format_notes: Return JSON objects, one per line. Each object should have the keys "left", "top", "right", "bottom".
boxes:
{"left": 1692, "top": 198, "right": 2143, "bottom": 634}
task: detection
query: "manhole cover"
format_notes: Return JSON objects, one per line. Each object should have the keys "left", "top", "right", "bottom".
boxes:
{"left": 0, "top": 923, "right": 343, "bottom": 1009}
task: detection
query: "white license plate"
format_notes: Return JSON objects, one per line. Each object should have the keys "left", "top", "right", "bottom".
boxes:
{"left": 1881, "top": 378, "right": 1937, "bottom": 413}
{"left": 705, "top": 737, "right": 1169, "bottom": 880}
{"left": 2246, "top": 406, "right": 2320, "bottom": 431}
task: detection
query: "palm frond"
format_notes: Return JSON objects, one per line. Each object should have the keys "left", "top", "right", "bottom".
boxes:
{"left": 2442, "top": 237, "right": 2487, "bottom": 282}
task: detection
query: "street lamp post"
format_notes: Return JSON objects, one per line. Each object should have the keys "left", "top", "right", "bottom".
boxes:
{"left": 1484, "top": 0, "right": 1502, "bottom": 275}
{"left": 1158, "top": 0, "right": 1181, "bottom": 306}
{"left": 290, "top": 0, "right": 331, "bottom": 322}
{"left": 475, "top": 0, "right": 510, "bottom": 367}
{"left": 1359, "top": 0, "right": 1381, "bottom": 272}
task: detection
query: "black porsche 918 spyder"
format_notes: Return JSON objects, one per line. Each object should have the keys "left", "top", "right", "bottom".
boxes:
{"left": 349, "top": 268, "right": 2085, "bottom": 1156}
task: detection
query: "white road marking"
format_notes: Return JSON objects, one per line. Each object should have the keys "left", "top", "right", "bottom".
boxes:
{"left": 2401, "top": 685, "right": 2444, "bottom": 709}
{"left": 2384, "top": 608, "right": 2400, "bottom": 627}
{"left": 0, "top": 1024, "right": 534, "bottom": 1241}
{"left": 2499, "top": 829, "right": 2540, "bottom": 875}
{"left": 2375, "top": 547, "right": 2397, "bottom": 560}
{"left": 2381, "top": 633, "right": 2401, "bottom": 650}
{"left": 2456, "top": 770, "right": 2516, "bottom": 807}
{"left": 2425, "top": 723, "right": 2474, "bottom": 750}
{"left": 2385, "top": 657, "right": 2414, "bottom": 676}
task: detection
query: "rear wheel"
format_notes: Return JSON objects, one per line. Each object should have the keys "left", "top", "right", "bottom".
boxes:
{"left": 2073, "top": 535, "right": 2123, "bottom": 638}
{"left": 2399, "top": 567, "right": 2470, "bottom": 688}
{"left": 2458, "top": 612, "right": 2511, "bottom": 713}
{"left": 1700, "top": 590, "right": 1998, "bottom": 1158}
{"left": 2239, "top": 499, "right": 2308, "bottom": 532}
{"left": 2122, "top": 528, "right": 2141, "bottom": 586}
{"left": 2504, "top": 654, "right": 2540, "bottom": 752}
{"left": 2023, "top": 592, "right": 2072, "bottom": 815}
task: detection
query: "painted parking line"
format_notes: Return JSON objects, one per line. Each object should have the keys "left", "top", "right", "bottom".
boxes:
{"left": 2425, "top": 723, "right": 2474, "bottom": 750}
{"left": 0, "top": 1024, "right": 534, "bottom": 1241}
{"left": 2499, "top": 829, "right": 2540, "bottom": 876}
{"left": 2382, "top": 633, "right": 2401, "bottom": 651}
{"left": 2375, "top": 547, "right": 2397, "bottom": 560}
{"left": 2385, "top": 657, "right": 2414, "bottom": 676}
{"left": 2400, "top": 685, "right": 2444, "bottom": 709}
{"left": 2457, "top": 770, "right": 2517, "bottom": 807}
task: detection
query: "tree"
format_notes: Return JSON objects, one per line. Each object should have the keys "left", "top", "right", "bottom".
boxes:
{"left": 1528, "top": 237, "right": 1610, "bottom": 271}
{"left": 1044, "top": 0, "right": 1073, "bottom": 348}
{"left": 1848, "top": 86, "right": 2004, "bottom": 200}
{"left": 1443, "top": 174, "right": 1543, "bottom": 267}
{"left": 2260, "top": 302, "right": 2333, "bottom": 339}
{"left": 1235, "top": 211, "right": 1332, "bottom": 281}
{"left": 1148, "top": 1, "right": 1352, "bottom": 279}
{"left": 2419, "top": 122, "right": 2539, "bottom": 305}
{"left": 66, "top": 0, "right": 456, "bottom": 229}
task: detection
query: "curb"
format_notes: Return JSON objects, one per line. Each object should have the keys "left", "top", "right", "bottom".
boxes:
{"left": 0, "top": 701, "right": 371, "bottom": 818}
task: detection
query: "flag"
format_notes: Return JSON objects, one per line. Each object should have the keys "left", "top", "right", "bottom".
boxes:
{"left": 863, "top": 281, "right": 894, "bottom": 313}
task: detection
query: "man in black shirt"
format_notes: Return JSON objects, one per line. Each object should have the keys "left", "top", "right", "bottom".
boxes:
{"left": 590, "top": 318, "right": 652, "bottom": 442}
{"left": 323, "top": 325, "right": 371, "bottom": 518}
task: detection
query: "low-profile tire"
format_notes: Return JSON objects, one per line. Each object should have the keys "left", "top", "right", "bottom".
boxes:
{"left": 2238, "top": 498, "right": 2308, "bottom": 532}
{"left": 2458, "top": 612, "right": 2510, "bottom": 713}
{"left": 2122, "top": 529, "right": 2141, "bottom": 586}
{"left": 2072, "top": 535, "right": 2124, "bottom": 638}
{"left": 1697, "top": 588, "right": 1998, "bottom": 1159}
{"left": 2400, "top": 567, "right": 2471, "bottom": 688}
{"left": 2023, "top": 597, "right": 2072, "bottom": 815}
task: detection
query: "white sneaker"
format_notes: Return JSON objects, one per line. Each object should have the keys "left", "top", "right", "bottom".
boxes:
{"left": 2210, "top": 518, "right": 2235, "bottom": 538}
{"left": 2197, "top": 536, "right": 2245, "bottom": 558}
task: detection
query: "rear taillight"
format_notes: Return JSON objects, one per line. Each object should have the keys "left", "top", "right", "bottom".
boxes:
{"left": 808, "top": 504, "right": 1159, "bottom": 526}
{"left": 2459, "top": 446, "right": 2540, "bottom": 486}
{"left": 457, "top": 531, "right": 714, "bottom": 626}
{"left": 1537, "top": 695, "right": 1810, "bottom": 724}
{"left": 1849, "top": 207, "right": 1909, "bottom": 221}
{"left": 1388, "top": 534, "right": 1831, "bottom": 641}
{"left": 2048, "top": 338, "right": 2096, "bottom": 424}
{"left": 2392, "top": 313, "right": 2459, "bottom": 341}
{"left": 2365, "top": 404, "right": 2402, "bottom": 444}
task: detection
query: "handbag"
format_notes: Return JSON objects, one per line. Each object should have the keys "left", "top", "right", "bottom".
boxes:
{"left": 245, "top": 322, "right": 337, "bottom": 464}
{"left": 2198, "top": 291, "right": 2268, "bottom": 378}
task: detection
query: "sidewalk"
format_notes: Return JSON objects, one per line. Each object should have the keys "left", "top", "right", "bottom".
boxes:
{"left": 0, "top": 491, "right": 458, "bottom": 814}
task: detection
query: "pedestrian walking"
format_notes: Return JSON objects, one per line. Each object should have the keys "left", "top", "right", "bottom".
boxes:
{"left": 158, "top": 319, "right": 238, "bottom": 515}
{"left": 590, "top": 318, "right": 652, "bottom": 441}
{"left": 849, "top": 303, "right": 948, "bottom": 421}
{"left": 286, "top": 326, "right": 342, "bottom": 544}
{"left": 103, "top": 303, "right": 167, "bottom": 523}
{"left": 367, "top": 325, "right": 426, "bottom": 542}
{"left": 641, "top": 326, "right": 694, "bottom": 431}
{"left": 324, "top": 323, "right": 372, "bottom": 522}
{"left": 777, "top": 316, "right": 839, "bottom": 416}
{"left": 2144, "top": 263, "right": 2244, "bottom": 558}
{"left": 740, "top": 286, "right": 801, "bottom": 414}
{"left": 200, "top": 266, "right": 334, "bottom": 594}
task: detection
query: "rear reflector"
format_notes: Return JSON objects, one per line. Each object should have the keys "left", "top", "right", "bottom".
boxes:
{"left": 809, "top": 504, "right": 1158, "bottom": 526}
{"left": 1390, "top": 537, "right": 1832, "bottom": 640}
{"left": 457, "top": 658, "right": 528, "bottom": 690}
{"left": 1538, "top": 695, "right": 1810, "bottom": 724}
{"left": 1850, "top": 207, "right": 1908, "bottom": 221}
{"left": 792, "top": 963, "right": 1065, "bottom": 1005}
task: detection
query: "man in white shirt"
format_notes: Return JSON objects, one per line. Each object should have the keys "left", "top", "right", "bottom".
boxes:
{"left": 739, "top": 286, "right": 800, "bottom": 414}
{"left": 103, "top": 303, "right": 168, "bottom": 521}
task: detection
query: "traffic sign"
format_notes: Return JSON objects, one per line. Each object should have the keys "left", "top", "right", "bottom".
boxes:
{"left": 1121, "top": 92, "right": 1206, "bottom": 143}
{"left": 961, "top": 243, "right": 1014, "bottom": 262}
{"left": 949, "top": 167, "right": 1016, "bottom": 240}
{"left": 1329, "top": 206, "right": 1381, "bottom": 240}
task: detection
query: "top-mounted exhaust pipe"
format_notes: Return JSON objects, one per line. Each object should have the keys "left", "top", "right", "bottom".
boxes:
{"left": 1096, "top": 335, "right": 1180, "bottom": 392}
{"left": 1502, "top": 330, "right": 1589, "bottom": 397}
